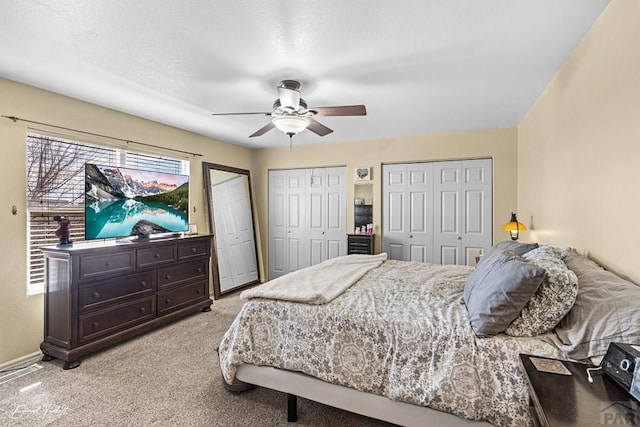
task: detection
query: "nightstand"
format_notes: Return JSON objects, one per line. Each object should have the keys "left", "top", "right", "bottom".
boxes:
{"left": 520, "top": 354, "right": 638, "bottom": 426}
{"left": 347, "top": 234, "right": 374, "bottom": 255}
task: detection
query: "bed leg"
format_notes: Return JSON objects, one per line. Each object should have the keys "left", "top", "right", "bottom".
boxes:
{"left": 287, "top": 393, "right": 297, "bottom": 422}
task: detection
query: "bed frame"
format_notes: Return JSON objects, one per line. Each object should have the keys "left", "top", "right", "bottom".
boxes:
{"left": 236, "top": 364, "right": 491, "bottom": 426}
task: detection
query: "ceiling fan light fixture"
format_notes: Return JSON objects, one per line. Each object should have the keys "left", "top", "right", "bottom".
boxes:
{"left": 271, "top": 115, "right": 310, "bottom": 135}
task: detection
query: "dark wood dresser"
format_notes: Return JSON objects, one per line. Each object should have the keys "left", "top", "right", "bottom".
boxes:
{"left": 40, "top": 234, "right": 213, "bottom": 369}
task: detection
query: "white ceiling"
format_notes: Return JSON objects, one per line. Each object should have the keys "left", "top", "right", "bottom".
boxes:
{"left": 0, "top": 1, "right": 610, "bottom": 149}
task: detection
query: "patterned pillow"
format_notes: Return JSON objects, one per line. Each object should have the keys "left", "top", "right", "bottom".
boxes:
{"left": 505, "top": 246, "right": 578, "bottom": 337}
{"left": 464, "top": 249, "right": 546, "bottom": 337}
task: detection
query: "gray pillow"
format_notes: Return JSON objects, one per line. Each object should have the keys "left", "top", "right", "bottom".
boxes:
{"left": 483, "top": 241, "right": 539, "bottom": 259}
{"left": 551, "top": 250, "right": 640, "bottom": 359}
{"left": 463, "top": 249, "right": 547, "bottom": 337}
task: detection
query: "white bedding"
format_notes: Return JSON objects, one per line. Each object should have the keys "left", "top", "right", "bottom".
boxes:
{"left": 219, "top": 259, "right": 566, "bottom": 426}
{"left": 240, "top": 253, "right": 387, "bottom": 304}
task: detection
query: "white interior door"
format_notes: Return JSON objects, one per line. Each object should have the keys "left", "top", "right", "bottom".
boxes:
{"left": 382, "top": 164, "right": 408, "bottom": 261}
{"left": 433, "top": 161, "right": 463, "bottom": 265}
{"left": 406, "top": 163, "right": 433, "bottom": 263}
{"left": 433, "top": 159, "right": 492, "bottom": 265}
{"left": 382, "top": 163, "right": 433, "bottom": 262}
{"left": 269, "top": 167, "right": 346, "bottom": 279}
{"left": 323, "top": 167, "right": 347, "bottom": 260}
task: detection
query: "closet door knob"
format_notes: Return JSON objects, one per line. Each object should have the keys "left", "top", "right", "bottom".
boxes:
{"left": 456, "top": 236, "right": 462, "bottom": 240}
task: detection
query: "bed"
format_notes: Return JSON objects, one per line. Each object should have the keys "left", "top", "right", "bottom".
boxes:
{"left": 218, "top": 242, "right": 640, "bottom": 426}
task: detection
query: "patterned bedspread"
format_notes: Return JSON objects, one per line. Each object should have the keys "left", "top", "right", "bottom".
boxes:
{"left": 218, "top": 260, "right": 566, "bottom": 426}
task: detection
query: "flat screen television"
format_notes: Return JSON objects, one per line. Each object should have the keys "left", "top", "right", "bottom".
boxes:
{"left": 85, "top": 163, "right": 189, "bottom": 240}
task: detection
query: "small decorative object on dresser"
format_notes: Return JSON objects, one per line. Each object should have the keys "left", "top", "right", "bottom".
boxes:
{"left": 40, "top": 234, "right": 213, "bottom": 369}
{"left": 53, "top": 215, "right": 72, "bottom": 246}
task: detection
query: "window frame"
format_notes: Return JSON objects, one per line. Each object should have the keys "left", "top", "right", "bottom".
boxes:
{"left": 26, "top": 133, "right": 189, "bottom": 295}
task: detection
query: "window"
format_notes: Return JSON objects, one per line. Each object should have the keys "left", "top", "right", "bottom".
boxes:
{"left": 26, "top": 134, "right": 189, "bottom": 295}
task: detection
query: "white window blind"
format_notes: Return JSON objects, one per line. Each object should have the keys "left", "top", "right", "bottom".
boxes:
{"left": 26, "top": 133, "right": 189, "bottom": 295}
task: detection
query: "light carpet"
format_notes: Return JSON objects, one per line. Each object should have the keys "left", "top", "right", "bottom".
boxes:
{"left": 0, "top": 293, "right": 394, "bottom": 426}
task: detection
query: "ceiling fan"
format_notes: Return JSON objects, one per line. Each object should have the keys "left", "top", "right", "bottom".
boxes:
{"left": 211, "top": 80, "right": 367, "bottom": 143}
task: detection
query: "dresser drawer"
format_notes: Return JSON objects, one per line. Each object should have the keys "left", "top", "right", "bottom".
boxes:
{"left": 157, "top": 281, "right": 207, "bottom": 315}
{"left": 158, "top": 260, "right": 208, "bottom": 288}
{"left": 79, "top": 271, "right": 154, "bottom": 312}
{"left": 79, "top": 251, "right": 135, "bottom": 279}
{"left": 178, "top": 239, "right": 210, "bottom": 260}
{"left": 136, "top": 244, "right": 176, "bottom": 268}
{"left": 78, "top": 297, "right": 155, "bottom": 343}
{"left": 347, "top": 234, "right": 374, "bottom": 255}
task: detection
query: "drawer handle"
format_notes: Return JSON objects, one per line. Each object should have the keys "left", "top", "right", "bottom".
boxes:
{"left": 92, "top": 321, "right": 99, "bottom": 329}
{"left": 191, "top": 247, "right": 197, "bottom": 253}
{"left": 154, "top": 253, "right": 161, "bottom": 259}
{"left": 196, "top": 267, "right": 203, "bottom": 273}
{"left": 105, "top": 261, "right": 112, "bottom": 267}
{"left": 92, "top": 291, "right": 100, "bottom": 299}
{"left": 196, "top": 289, "right": 201, "bottom": 294}
{"left": 165, "top": 275, "right": 172, "bottom": 281}
{"left": 165, "top": 298, "right": 171, "bottom": 305}
{"left": 139, "top": 307, "right": 146, "bottom": 314}
{"left": 140, "top": 281, "right": 147, "bottom": 288}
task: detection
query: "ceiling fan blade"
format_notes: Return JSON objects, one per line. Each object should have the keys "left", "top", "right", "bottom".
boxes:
{"left": 277, "top": 86, "right": 300, "bottom": 110}
{"left": 307, "top": 118, "right": 333, "bottom": 137}
{"left": 249, "top": 121, "right": 275, "bottom": 137}
{"left": 310, "top": 105, "right": 367, "bottom": 117}
{"left": 211, "top": 112, "right": 271, "bottom": 116}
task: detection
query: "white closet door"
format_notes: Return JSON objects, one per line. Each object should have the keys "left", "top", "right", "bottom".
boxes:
{"left": 269, "top": 170, "right": 308, "bottom": 278}
{"left": 433, "top": 159, "right": 492, "bottom": 265}
{"left": 406, "top": 163, "right": 433, "bottom": 263}
{"left": 269, "top": 167, "right": 346, "bottom": 279}
{"left": 382, "top": 163, "right": 433, "bottom": 262}
{"left": 308, "top": 167, "right": 347, "bottom": 264}
{"left": 382, "top": 164, "right": 408, "bottom": 261}
{"left": 460, "top": 159, "right": 492, "bottom": 265}
{"left": 433, "top": 161, "right": 463, "bottom": 265}
{"left": 307, "top": 168, "right": 327, "bottom": 266}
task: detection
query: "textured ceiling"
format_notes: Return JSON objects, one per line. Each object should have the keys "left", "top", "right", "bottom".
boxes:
{"left": 0, "top": 1, "right": 610, "bottom": 148}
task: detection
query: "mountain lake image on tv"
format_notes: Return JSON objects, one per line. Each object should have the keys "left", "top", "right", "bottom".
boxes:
{"left": 85, "top": 163, "right": 189, "bottom": 240}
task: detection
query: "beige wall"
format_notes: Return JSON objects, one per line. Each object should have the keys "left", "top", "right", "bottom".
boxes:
{"left": 518, "top": 0, "right": 640, "bottom": 283}
{"left": 251, "top": 128, "right": 518, "bottom": 280}
{"left": 0, "top": 77, "right": 252, "bottom": 366}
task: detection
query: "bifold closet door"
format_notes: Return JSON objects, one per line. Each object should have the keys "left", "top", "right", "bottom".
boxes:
{"left": 269, "top": 167, "right": 346, "bottom": 279}
{"left": 383, "top": 159, "right": 492, "bottom": 266}
{"left": 269, "top": 169, "right": 309, "bottom": 279}
{"left": 307, "top": 167, "right": 347, "bottom": 265}
{"left": 382, "top": 163, "right": 433, "bottom": 262}
{"left": 433, "top": 159, "right": 492, "bottom": 265}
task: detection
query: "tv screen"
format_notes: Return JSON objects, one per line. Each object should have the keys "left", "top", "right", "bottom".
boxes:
{"left": 85, "top": 163, "right": 189, "bottom": 240}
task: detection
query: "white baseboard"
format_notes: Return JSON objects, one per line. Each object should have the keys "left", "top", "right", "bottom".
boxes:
{"left": 0, "top": 351, "right": 42, "bottom": 372}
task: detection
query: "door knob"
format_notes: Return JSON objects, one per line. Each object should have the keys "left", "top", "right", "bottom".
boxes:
{"left": 457, "top": 236, "right": 462, "bottom": 240}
